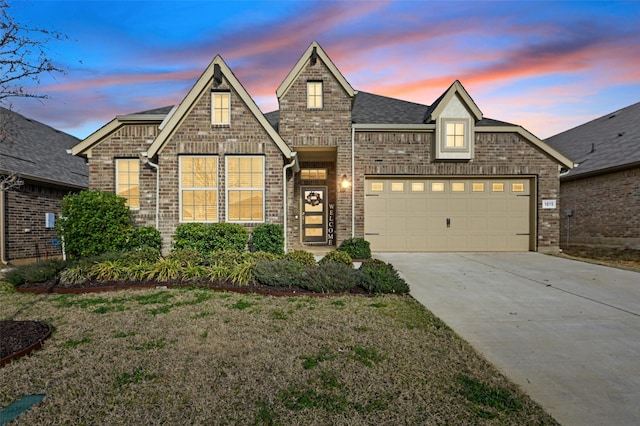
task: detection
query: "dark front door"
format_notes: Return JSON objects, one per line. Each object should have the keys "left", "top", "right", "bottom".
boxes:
{"left": 302, "top": 186, "right": 326, "bottom": 243}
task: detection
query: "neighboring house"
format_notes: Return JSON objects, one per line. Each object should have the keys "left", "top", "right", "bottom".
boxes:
{"left": 0, "top": 107, "right": 88, "bottom": 263}
{"left": 546, "top": 102, "right": 640, "bottom": 248}
{"left": 71, "top": 41, "right": 572, "bottom": 253}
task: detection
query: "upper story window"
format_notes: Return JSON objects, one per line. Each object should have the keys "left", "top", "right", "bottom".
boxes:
{"left": 212, "top": 91, "right": 230, "bottom": 125}
{"left": 226, "top": 156, "right": 265, "bottom": 223}
{"left": 116, "top": 159, "right": 139, "bottom": 209}
{"left": 180, "top": 156, "right": 218, "bottom": 222}
{"left": 446, "top": 122, "right": 465, "bottom": 148}
{"left": 307, "top": 81, "right": 323, "bottom": 109}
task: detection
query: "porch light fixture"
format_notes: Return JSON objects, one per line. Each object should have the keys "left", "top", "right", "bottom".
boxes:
{"left": 340, "top": 174, "right": 351, "bottom": 191}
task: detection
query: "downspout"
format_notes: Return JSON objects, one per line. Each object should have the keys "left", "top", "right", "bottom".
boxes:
{"left": 282, "top": 152, "right": 298, "bottom": 253}
{"left": 351, "top": 127, "right": 355, "bottom": 238}
{"left": 1, "top": 183, "right": 7, "bottom": 265}
{"left": 140, "top": 153, "right": 160, "bottom": 229}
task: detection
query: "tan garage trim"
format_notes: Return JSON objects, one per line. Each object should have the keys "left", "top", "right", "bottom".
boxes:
{"left": 364, "top": 177, "right": 536, "bottom": 252}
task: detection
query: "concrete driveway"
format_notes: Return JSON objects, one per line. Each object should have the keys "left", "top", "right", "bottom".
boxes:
{"left": 376, "top": 252, "right": 640, "bottom": 426}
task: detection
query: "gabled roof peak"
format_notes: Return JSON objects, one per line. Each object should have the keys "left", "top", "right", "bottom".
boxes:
{"left": 276, "top": 41, "right": 355, "bottom": 100}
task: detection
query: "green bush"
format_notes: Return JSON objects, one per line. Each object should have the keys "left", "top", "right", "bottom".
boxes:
{"left": 319, "top": 250, "right": 353, "bottom": 268}
{"left": 300, "top": 263, "right": 358, "bottom": 293}
{"left": 56, "top": 190, "right": 132, "bottom": 259}
{"left": 284, "top": 250, "right": 316, "bottom": 267}
{"left": 254, "top": 259, "right": 306, "bottom": 287}
{"left": 168, "top": 248, "right": 206, "bottom": 266}
{"left": 172, "top": 223, "right": 248, "bottom": 254}
{"left": 3, "top": 259, "right": 67, "bottom": 286}
{"left": 250, "top": 224, "right": 284, "bottom": 255}
{"left": 146, "top": 258, "right": 184, "bottom": 282}
{"left": 207, "top": 249, "right": 251, "bottom": 269}
{"left": 90, "top": 260, "right": 128, "bottom": 282}
{"left": 117, "top": 226, "right": 162, "bottom": 252}
{"left": 58, "top": 266, "right": 90, "bottom": 287}
{"left": 121, "top": 247, "right": 161, "bottom": 265}
{"left": 337, "top": 237, "right": 371, "bottom": 259}
{"left": 358, "top": 259, "right": 410, "bottom": 294}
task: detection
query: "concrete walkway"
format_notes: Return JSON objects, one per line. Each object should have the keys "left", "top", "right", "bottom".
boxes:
{"left": 376, "top": 252, "right": 640, "bottom": 426}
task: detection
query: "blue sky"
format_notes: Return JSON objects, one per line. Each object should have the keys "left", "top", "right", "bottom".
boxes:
{"left": 6, "top": 0, "right": 640, "bottom": 140}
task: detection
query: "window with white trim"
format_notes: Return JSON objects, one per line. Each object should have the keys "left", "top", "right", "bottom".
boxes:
{"left": 212, "top": 91, "right": 230, "bottom": 124}
{"left": 226, "top": 156, "right": 264, "bottom": 222}
{"left": 307, "top": 81, "right": 323, "bottom": 109}
{"left": 180, "top": 156, "right": 218, "bottom": 222}
{"left": 446, "top": 122, "right": 465, "bottom": 148}
{"left": 116, "top": 159, "right": 139, "bottom": 209}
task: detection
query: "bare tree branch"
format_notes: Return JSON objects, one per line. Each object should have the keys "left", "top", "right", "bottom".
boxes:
{"left": 0, "top": 0, "right": 67, "bottom": 104}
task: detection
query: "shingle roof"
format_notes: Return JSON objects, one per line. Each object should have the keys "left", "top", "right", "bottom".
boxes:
{"left": 0, "top": 107, "right": 88, "bottom": 188}
{"left": 546, "top": 102, "right": 640, "bottom": 179}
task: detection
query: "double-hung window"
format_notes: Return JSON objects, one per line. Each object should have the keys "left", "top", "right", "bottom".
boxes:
{"left": 226, "top": 156, "right": 264, "bottom": 222}
{"left": 116, "top": 159, "right": 139, "bottom": 209}
{"left": 307, "top": 81, "right": 323, "bottom": 109}
{"left": 180, "top": 156, "right": 218, "bottom": 222}
{"left": 212, "top": 91, "right": 230, "bottom": 125}
{"left": 445, "top": 122, "right": 466, "bottom": 149}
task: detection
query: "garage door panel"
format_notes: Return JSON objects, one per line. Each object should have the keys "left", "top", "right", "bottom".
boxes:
{"left": 365, "top": 178, "right": 533, "bottom": 252}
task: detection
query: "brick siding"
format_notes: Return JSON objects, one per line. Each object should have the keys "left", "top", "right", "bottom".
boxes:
{"left": 4, "top": 181, "right": 78, "bottom": 261}
{"left": 559, "top": 167, "right": 640, "bottom": 247}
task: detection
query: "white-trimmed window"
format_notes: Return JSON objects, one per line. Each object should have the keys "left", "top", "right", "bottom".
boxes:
{"left": 180, "top": 156, "right": 218, "bottom": 222}
{"left": 212, "top": 91, "right": 230, "bottom": 124}
{"left": 116, "top": 159, "right": 139, "bottom": 209}
{"left": 446, "top": 122, "right": 465, "bottom": 148}
{"left": 226, "top": 156, "right": 265, "bottom": 222}
{"left": 307, "top": 81, "right": 323, "bottom": 109}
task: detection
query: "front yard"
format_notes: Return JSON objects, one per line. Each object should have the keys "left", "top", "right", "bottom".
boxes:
{"left": 1, "top": 287, "right": 558, "bottom": 425}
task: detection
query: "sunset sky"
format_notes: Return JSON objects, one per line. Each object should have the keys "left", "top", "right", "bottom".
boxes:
{"left": 6, "top": 0, "right": 640, "bottom": 140}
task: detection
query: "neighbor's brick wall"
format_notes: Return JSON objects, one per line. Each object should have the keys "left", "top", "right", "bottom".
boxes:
{"left": 354, "top": 130, "right": 562, "bottom": 252}
{"left": 4, "top": 182, "right": 78, "bottom": 261}
{"left": 278, "top": 56, "right": 352, "bottom": 249}
{"left": 559, "top": 167, "right": 640, "bottom": 247}
{"left": 87, "top": 123, "right": 160, "bottom": 229}
{"left": 156, "top": 76, "right": 285, "bottom": 251}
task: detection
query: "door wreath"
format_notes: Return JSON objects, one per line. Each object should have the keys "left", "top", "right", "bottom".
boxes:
{"left": 305, "top": 191, "right": 323, "bottom": 206}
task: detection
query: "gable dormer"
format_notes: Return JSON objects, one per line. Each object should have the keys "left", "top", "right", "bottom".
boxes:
{"left": 428, "top": 80, "right": 483, "bottom": 160}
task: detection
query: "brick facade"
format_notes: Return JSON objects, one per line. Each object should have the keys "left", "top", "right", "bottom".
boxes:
{"left": 77, "top": 42, "right": 566, "bottom": 253}
{"left": 4, "top": 182, "right": 77, "bottom": 261}
{"left": 559, "top": 167, "right": 640, "bottom": 247}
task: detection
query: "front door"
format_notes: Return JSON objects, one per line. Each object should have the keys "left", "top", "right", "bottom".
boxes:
{"left": 302, "top": 186, "right": 326, "bottom": 243}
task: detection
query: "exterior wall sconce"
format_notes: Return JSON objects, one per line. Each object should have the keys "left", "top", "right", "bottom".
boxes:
{"left": 340, "top": 174, "right": 351, "bottom": 191}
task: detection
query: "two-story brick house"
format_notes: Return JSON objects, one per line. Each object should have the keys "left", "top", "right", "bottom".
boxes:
{"left": 71, "top": 41, "right": 573, "bottom": 253}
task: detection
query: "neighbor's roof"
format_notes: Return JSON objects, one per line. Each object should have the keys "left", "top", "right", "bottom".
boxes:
{"left": 0, "top": 107, "right": 88, "bottom": 188}
{"left": 546, "top": 102, "right": 640, "bottom": 180}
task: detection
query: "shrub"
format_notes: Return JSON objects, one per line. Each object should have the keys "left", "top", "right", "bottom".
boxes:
{"left": 168, "top": 248, "right": 206, "bottom": 266}
{"left": 301, "top": 263, "right": 358, "bottom": 293}
{"left": 90, "top": 260, "right": 128, "bottom": 282}
{"left": 337, "top": 237, "right": 371, "bottom": 260}
{"left": 284, "top": 250, "right": 316, "bottom": 267}
{"left": 229, "top": 259, "right": 257, "bottom": 286}
{"left": 59, "top": 266, "right": 90, "bottom": 287}
{"left": 146, "top": 258, "right": 184, "bottom": 282}
{"left": 250, "top": 224, "right": 284, "bottom": 255}
{"left": 319, "top": 250, "right": 353, "bottom": 268}
{"left": 121, "top": 247, "right": 161, "bottom": 265}
{"left": 254, "top": 259, "right": 306, "bottom": 287}
{"left": 117, "top": 226, "right": 162, "bottom": 252}
{"left": 172, "top": 223, "right": 248, "bottom": 254}
{"left": 358, "top": 259, "right": 410, "bottom": 294}
{"left": 3, "top": 259, "right": 67, "bottom": 286}
{"left": 56, "top": 190, "right": 132, "bottom": 259}
{"left": 207, "top": 249, "right": 251, "bottom": 269}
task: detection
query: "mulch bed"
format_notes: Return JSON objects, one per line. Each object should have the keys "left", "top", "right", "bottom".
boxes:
{"left": 0, "top": 320, "right": 53, "bottom": 367}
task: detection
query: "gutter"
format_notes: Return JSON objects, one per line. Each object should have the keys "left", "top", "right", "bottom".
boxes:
{"left": 282, "top": 152, "right": 298, "bottom": 253}
{"left": 140, "top": 152, "right": 160, "bottom": 229}
{"left": 351, "top": 127, "right": 355, "bottom": 238}
{"left": 1, "top": 183, "right": 7, "bottom": 264}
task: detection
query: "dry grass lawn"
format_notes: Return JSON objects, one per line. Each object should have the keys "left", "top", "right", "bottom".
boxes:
{"left": 1, "top": 287, "right": 558, "bottom": 425}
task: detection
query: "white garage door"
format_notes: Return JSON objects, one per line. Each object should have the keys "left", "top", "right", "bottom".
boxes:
{"left": 364, "top": 178, "right": 533, "bottom": 252}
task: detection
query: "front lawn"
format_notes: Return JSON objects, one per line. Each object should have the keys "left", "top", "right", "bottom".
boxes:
{"left": 0, "top": 288, "right": 558, "bottom": 424}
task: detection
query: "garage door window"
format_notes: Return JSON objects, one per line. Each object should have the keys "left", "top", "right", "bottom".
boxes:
{"left": 411, "top": 182, "right": 425, "bottom": 192}
{"left": 431, "top": 182, "right": 445, "bottom": 192}
{"left": 451, "top": 182, "right": 465, "bottom": 192}
{"left": 391, "top": 182, "right": 404, "bottom": 192}
{"left": 472, "top": 182, "right": 485, "bottom": 192}
{"left": 512, "top": 183, "right": 524, "bottom": 192}
{"left": 492, "top": 183, "right": 504, "bottom": 192}
{"left": 370, "top": 182, "right": 384, "bottom": 192}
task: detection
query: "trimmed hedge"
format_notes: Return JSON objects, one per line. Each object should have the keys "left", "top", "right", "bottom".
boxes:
{"left": 172, "top": 223, "right": 248, "bottom": 254}
{"left": 337, "top": 237, "right": 371, "bottom": 260}
{"left": 250, "top": 224, "right": 284, "bottom": 255}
